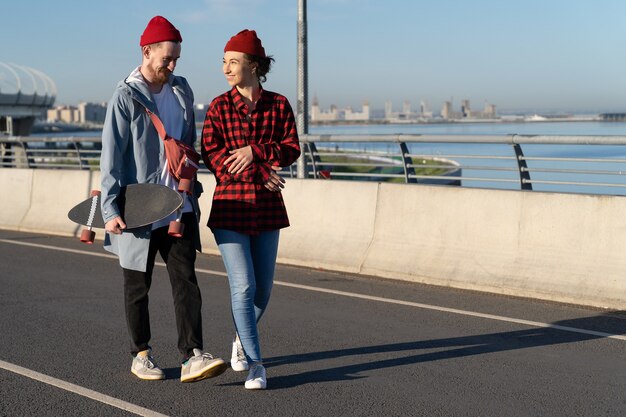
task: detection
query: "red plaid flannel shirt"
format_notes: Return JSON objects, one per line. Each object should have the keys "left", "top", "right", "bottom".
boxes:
{"left": 201, "top": 87, "right": 301, "bottom": 234}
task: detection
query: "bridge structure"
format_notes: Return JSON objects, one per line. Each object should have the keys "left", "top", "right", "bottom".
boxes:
{"left": 0, "top": 62, "right": 56, "bottom": 136}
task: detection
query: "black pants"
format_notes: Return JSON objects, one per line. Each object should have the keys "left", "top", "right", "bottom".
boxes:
{"left": 122, "top": 213, "right": 202, "bottom": 360}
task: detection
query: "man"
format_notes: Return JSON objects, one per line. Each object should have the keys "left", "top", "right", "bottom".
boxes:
{"left": 100, "top": 15, "right": 226, "bottom": 382}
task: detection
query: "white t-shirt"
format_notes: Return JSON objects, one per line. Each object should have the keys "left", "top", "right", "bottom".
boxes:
{"left": 151, "top": 85, "right": 193, "bottom": 230}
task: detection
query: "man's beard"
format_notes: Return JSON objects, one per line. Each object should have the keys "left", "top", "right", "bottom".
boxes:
{"left": 153, "top": 67, "right": 171, "bottom": 85}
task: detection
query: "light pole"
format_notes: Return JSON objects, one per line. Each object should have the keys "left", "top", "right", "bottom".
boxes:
{"left": 296, "top": 0, "right": 308, "bottom": 178}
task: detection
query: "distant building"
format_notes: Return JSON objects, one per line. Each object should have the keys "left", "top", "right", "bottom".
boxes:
{"left": 78, "top": 102, "right": 107, "bottom": 124}
{"left": 384, "top": 101, "right": 394, "bottom": 119}
{"left": 310, "top": 96, "right": 339, "bottom": 122}
{"left": 385, "top": 99, "right": 434, "bottom": 122}
{"left": 482, "top": 103, "right": 497, "bottom": 118}
{"left": 47, "top": 105, "right": 80, "bottom": 124}
{"left": 344, "top": 100, "right": 370, "bottom": 121}
{"left": 309, "top": 96, "right": 497, "bottom": 122}
{"left": 420, "top": 100, "right": 433, "bottom": 118}
{"left": 402, "top": 100, "right": 411, "bottom": 115}
{"left": 440, "top": 99, "right": 497, "bottom": 120}
{"left": 441, "top": 101, "right": 454, "bottom": 119}
{"left": 461, "top": 99, "right": 471, "bottom": 118}
{"left": 47, "top": 101, "right": 107, "bottom": 124}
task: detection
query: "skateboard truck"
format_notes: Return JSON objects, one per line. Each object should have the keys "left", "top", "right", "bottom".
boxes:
{"left": 168, "top": 209, "right": 185, "bottom": 237}
{"left": 178, "top": 178, "right": 193, "bottom": 195}
{"left": 177, "top": 158, "right": 199, "bottom": 195}
{"left": 170, "top": 174, "right": 196, "bottom": 237}
{"left": 79, "top": 190, "right": 101, "bottom": 244}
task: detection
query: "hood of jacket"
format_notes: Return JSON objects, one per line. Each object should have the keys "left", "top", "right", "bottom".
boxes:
{"left": 119, "top": 66, "right": 192, "bottom": 116}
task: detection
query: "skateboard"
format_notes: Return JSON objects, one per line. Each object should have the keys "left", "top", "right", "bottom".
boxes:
{"left": 68, "top": 183, "right": 185, "bottom": 244}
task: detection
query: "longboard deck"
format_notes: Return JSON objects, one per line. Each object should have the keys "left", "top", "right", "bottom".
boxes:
{"left": 68, "top": 183, "right": 183, "bottom": 230}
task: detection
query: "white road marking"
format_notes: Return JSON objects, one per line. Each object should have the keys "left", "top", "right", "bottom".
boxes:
{"left": 0, "top": 359, "right": 168, "bottom": 417}
{"left": 2, "top": 238, "right": 624, "bottom": 343}
{"left": 0, "top": 238, "right": 118, "bottom": 259}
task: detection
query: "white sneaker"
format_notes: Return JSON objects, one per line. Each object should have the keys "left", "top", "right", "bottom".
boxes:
{"left": 244, "top": 363, "right": 267, "bottom": 390}
{"left": 231, "top": 338, "right": 249, "bottom": 372}
{"left": 131, "top": 351, "right": 165, "bottom": 380}
{"left": 180, "top": 348, "right": 227, "bottom": 383}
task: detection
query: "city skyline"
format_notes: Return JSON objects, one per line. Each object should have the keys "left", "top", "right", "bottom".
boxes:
{"left": 2, "top": 0, "right": 626, "bottom": 113}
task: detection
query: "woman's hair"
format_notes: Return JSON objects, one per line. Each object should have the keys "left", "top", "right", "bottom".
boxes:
{"left": 245, "top": 54, "right": 275, "bottom": 84}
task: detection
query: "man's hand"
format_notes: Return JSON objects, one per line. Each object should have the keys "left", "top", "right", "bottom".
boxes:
{"left": 264, "top": 166, "right": 285, "bottom": 192}
{"left": 105, "top": 216, "right": 126, "bottom": 235}
{"left": 224, "top": 146, "right": 253, "bottom": 174}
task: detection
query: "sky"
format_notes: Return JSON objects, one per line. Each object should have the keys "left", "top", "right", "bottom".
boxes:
{"left": 2, "top": 0, "right": 626, "bottom": 114}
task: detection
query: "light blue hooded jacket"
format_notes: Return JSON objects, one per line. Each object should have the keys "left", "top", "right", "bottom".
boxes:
{"left": 100, "top": 68, "right": 201, "bottom": 271}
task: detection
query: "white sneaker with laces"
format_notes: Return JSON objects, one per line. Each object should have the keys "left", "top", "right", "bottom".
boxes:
{"left": 131, "top": 351, "right": 165, "bottom": 380}
{"left": 180, "top": 348, "right": 227, "bottom": 383}
{"left": 244, "top": 363, "right": 267, "bottom": 390}
{"left": 231, "top": 338, "right": 249, "bottom": 372}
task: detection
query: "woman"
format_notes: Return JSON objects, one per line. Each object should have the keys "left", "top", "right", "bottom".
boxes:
{"left": 201, "top": 29, "right": 301, "bottom": 390}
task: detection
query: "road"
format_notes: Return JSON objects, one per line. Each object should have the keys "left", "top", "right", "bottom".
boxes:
{"left": 0, "top": 229, "right": 624, "bottom": 417}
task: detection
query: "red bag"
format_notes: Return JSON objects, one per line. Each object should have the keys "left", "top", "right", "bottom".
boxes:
{"left": 161, "top": 134, "right": 200, "bottom": 181}
{"left": 144, "top": 109, "right": 201, "bottom": 194}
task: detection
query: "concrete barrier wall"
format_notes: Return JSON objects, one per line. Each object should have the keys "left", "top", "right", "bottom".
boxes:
{"left": 0, "top": 169, "right": 33, "bottom": 230}
{"left": 359, "top": 184, "right": 626, "bottom": 308}
{"left": 1, "top": 169, "right": 624, "bottom": 310}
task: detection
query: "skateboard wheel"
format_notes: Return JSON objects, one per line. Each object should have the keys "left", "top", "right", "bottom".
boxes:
{"left": 90, "top": 189, "right": 101, "bottom": 197}
{"left": 168, "top": 220, "right": 184, "bottom": 238}
{"left": 80, "top": 229, "right": 96, "bottom": 244}
{"left": 178, "top": 179, "right": 193, "bottom": 195}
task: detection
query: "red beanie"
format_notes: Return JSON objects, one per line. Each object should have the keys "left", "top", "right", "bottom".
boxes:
{"left": 140, "top": 16, "right": 182, "bottom": 46}
{"left": 224, "top": 29, "right": 266, "bottom": 58}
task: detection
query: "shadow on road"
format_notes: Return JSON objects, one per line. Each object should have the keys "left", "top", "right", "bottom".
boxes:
{"left": 263, "top": 312, "right": 625, "bottom": 389}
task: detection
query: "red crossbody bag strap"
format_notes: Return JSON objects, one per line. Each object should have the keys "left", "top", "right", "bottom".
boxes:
{"left": 143, "top": 108, "right": 168, "bottom": 141}
{"left": 133, "top": 99, "right": 199, "bottom": 196}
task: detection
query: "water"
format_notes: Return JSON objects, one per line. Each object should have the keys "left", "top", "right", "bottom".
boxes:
{"left": 310, "top": 120, "right": 626, "bottom": 136}
{"left": 308, "top": 121, "right": 626, "bottom": 155}
{"left": 309, "top": 120, "right": 626, "bottom": 158}
{"left": 31, "top": 120, "right": 626, "bottom": 195}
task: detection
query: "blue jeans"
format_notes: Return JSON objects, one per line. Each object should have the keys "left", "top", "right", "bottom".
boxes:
{"left": 213, "top": 228, "right": 280, "bottom": 363}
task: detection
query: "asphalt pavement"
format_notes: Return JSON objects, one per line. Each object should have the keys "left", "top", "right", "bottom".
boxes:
{"left": 0, "top": 229, "right": 624, "bottom": 417}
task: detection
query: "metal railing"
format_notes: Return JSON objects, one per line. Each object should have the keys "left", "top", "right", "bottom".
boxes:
{"left": 299, "top": 134, "right": 626, "bottom": 195}
{"left": 3, "top": 134, "right": 626, "bottom": 195}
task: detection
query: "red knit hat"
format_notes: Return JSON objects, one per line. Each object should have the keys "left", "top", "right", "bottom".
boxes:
{"left": 140, "top": 16, "right": 182, "bottom": 46}
{"left": 224, "top": 29, "right": 266, "bottom": 58}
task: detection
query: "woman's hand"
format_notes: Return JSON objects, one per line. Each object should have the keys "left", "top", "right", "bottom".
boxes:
{"left": 224, "top": 146, "right": 253, "bottom": 174}
{"left": 264, "top": 166, "right": 285, "bottom": 192}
